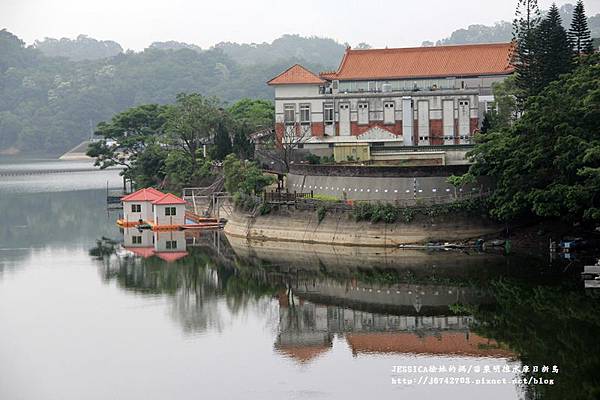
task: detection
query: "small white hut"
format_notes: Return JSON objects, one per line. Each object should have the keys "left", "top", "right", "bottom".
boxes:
{"left": 121, "top": 188, "right": 165, "bottom": 223}
{"left": 152, "top": 193, "right": 187, "bottom": 226}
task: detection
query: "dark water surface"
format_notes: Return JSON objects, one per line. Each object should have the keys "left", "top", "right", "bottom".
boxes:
{"left": 1, "top": 161, "right": 599, "bottom": 400}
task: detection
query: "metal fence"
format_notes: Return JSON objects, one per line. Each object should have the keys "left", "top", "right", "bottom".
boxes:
{"left": 261, "top": 189, "right": 490, "bottom": 213}
{"left": 264, "top": 191, "right": 314, "bottom": 203}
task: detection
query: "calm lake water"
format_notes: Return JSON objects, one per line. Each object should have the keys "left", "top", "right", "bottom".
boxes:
{"left": 1, "top": 160, "right": 599, "bottom": 400}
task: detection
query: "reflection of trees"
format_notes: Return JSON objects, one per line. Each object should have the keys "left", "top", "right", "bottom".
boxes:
{"left": 473, "top": 279, "right": 600, "bottom": 400}
{"left": 90, "top": 242, "right": 282, "bottom": 334}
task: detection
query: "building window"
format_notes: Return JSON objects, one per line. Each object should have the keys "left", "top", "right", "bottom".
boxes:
{"left": 165, "top": 207, "right": 177, "bottom": 216}
{"left": 166, "top": 240, "right": 177, "bottom": 250}
{"left": 300, "top": 104, "right": 310, "bottom": 125}
{"left": 132, "top": 236, "right": 142, "bottom": 244}
{"left": 383, "top": 101, "right": 395, "bottom": 124}
{"left": 324, "top": 103, "right": 334, "bottom": 125}
{"left": 485, "top": 101, "right": 496, "bottom": 114}
{"left": 131, "top": 204, "right": 141, "bottom": 213}
{"left": 284, "top": 104, "right": 295, "bottom": 125}
{"left": 358, "top": 102, "right": 369, "bottom": 125}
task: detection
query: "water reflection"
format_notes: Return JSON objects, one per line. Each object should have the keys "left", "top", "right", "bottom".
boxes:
{"left": 89, "top": 229, "right": 600, "bottom": 399}
{"left": 91, "top": 230, "right": 513, "bottom": 359}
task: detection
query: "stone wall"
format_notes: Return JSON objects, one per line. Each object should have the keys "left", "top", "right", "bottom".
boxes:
{"left": 224, "top": 208, "right": 501, "bottom": 248}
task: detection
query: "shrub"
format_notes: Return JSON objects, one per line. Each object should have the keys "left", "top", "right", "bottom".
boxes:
{"left": 306, "top": 154, "right": 321, "bottom": 164}
{"left": 317, "top": 206, "right": 327, "bottom": 223}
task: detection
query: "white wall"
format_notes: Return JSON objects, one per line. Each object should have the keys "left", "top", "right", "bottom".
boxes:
{"left": 153, "top": 231, "right": 186, "bottom": 252}
{"left": 123, "top": 228, "right": 153, "bottom": 247}
{"left": 153, "top": 204, "right": 185, "bottom": 226}
{"left": 123, "top": 200, "right": 154, "bottom": 223}
{"left": 275, "top": 84, "right": 322, "bottom": 99}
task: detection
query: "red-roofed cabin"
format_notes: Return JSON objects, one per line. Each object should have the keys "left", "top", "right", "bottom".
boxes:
{"left": 152, "top": 193, "right": 187, "bottom": 227}
{"left": 121, "top": 188, "right": 165, "bottom": 223}
{"left": 268, "top": 43, "right": 514, "bottom": 150}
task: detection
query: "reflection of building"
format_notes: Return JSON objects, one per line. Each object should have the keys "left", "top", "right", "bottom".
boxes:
{"left": 120, "top": 228, "right": 188, "bottom": 262}
{"left": 346, "top": 332, "right": 513, "bottom": 358}
{"left": 276, "top": 296, "right": 512, "bottom": 363}
{"left": 122, "top": 227, "right": 154, "bottom": 258}
{"left": 292, "top": 277, "right": 492, "bottom": 316}
{"left": 275, "top": 279, "right": 512, "bottom": 363}
{"left": 153, "top": 231, "right": 188, "bottom": 262}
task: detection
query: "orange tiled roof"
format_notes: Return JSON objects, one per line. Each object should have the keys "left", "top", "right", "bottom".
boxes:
{"left": 123, "top": 247, "right": 155, "bottom": 258}
{"left": 267, "top": 64, "right": 325, "bottom": 85}
{"left": 346, "top": 332, "right": 514, "bottom": 358}
{"left": 326, "top": 43, "right": 514, "bottom": 81}
{"left": 152, "top": 193, "right": 187, "bottom": 205}
{"left": 121, "top": 188, "right": 165, "bottom": 202}
{"left": 155, "top": 251, "right": 189, "bottom": 262}
{"left": 275, "top": 345, "right": 331, "bottom": 363}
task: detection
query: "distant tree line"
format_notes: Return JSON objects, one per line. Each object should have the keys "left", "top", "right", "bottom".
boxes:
{"left": 422, "top": 2, "right": 600, "bottom": 46}
{"left": 0, "top": 29, "right": 329, "bottom": 155}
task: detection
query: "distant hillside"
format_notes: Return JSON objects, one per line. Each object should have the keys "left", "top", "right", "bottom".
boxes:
{"left": 148, "top": 41, "right": 202, "bottom": 52}
{"left": 423, "top": 3, "right": 600, "bottom": 46}
{"left": 34, "top": 34, "right": 123, "bottom": 61}
{"left": 214, "top": 34, "right": 346, "bottom": 69}
{"left": 33, "top": 33, "right": 348, "bottom": 69}
{"left": 0, "top": 29, "right": 329, "bottom": 156}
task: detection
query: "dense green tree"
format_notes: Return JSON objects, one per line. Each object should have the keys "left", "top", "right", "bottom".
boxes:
{"left": 162, "top": 149, "right": 212, "bottom": 190}
{"left": 232, "top": 122, "right": 255, "bottom": 160}
{"left": 87, "top": 104, "right": 167, "bottom": 180}
{"left": 228, "top": 98, "right": 274, "bottom": 131}
{"left": 129, "top": 143, "right": 168, "bottom": 188}
{"left": 467, "top": 55, "right": 600, "bottom": 222}
{"left": 534, "top": 4, "right": 573, "bottom": 93}
{"left": 162, "top": 93, "right": 222, "bottom": 170}
{"left": 569, "top": 0, "right": 594, "bottom": 56}
{"left": 489, "top": 76, "right": 520, "bottom": 129}
{"left": 223, "top": 154, "right": 273, "bottom": 196}
{"left": 211, "top": 120, "right": 233, "bottom": 161}
{"left": 513, "top": 0, "right": 542, "bottom": 100}
{"left": 479, "top": 113, "right": 492, "bottom": 134}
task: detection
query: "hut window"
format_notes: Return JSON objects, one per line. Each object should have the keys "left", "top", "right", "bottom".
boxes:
{"left": 132, "top": 236, "right": 142, "bottom": 244}
{"left": 165, "top": 207, "right": 177, "bottom": 216}
{"left": 166, "top": 240, "right": 178, "bottom": 249}
{"left": 131, "top": 204, "right": 141, "bottom": 213}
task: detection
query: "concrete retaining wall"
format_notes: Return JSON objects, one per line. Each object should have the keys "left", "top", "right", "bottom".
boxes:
{"left": 224, "top": 208, "right": 501, "bottom": 247}
{"left": 286, "top": 164, "right": 490, "bottom": 202}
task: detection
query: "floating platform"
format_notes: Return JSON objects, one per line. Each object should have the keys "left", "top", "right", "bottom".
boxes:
{"left": 117, "top": 218, "right": 224, "bottom": 231}
{"left": 116, "top": 219, "right": 141, "bottom": 228}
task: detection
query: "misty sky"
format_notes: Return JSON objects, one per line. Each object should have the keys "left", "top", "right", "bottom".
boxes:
{"left": 3, "top": 0, "right": 600, "bottom": 50}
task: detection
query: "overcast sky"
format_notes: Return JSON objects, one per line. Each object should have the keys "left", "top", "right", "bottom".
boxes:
{"left": 3, "top": 0, "right": 600, "bottom": 50}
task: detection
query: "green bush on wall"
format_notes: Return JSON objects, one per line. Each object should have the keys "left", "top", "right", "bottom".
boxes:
{"left": 352, "top": 197, "right": 489, "bottom": 224}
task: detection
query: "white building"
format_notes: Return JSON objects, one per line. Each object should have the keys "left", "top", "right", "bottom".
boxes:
{"left": 267, "top": 43, "right": 514, "bottom": 151}
{"left": 121, "top": 188, "right": 165, "bottom": 224}
{"left": 152, "top": 193, "right": 187, "bottom": 227}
